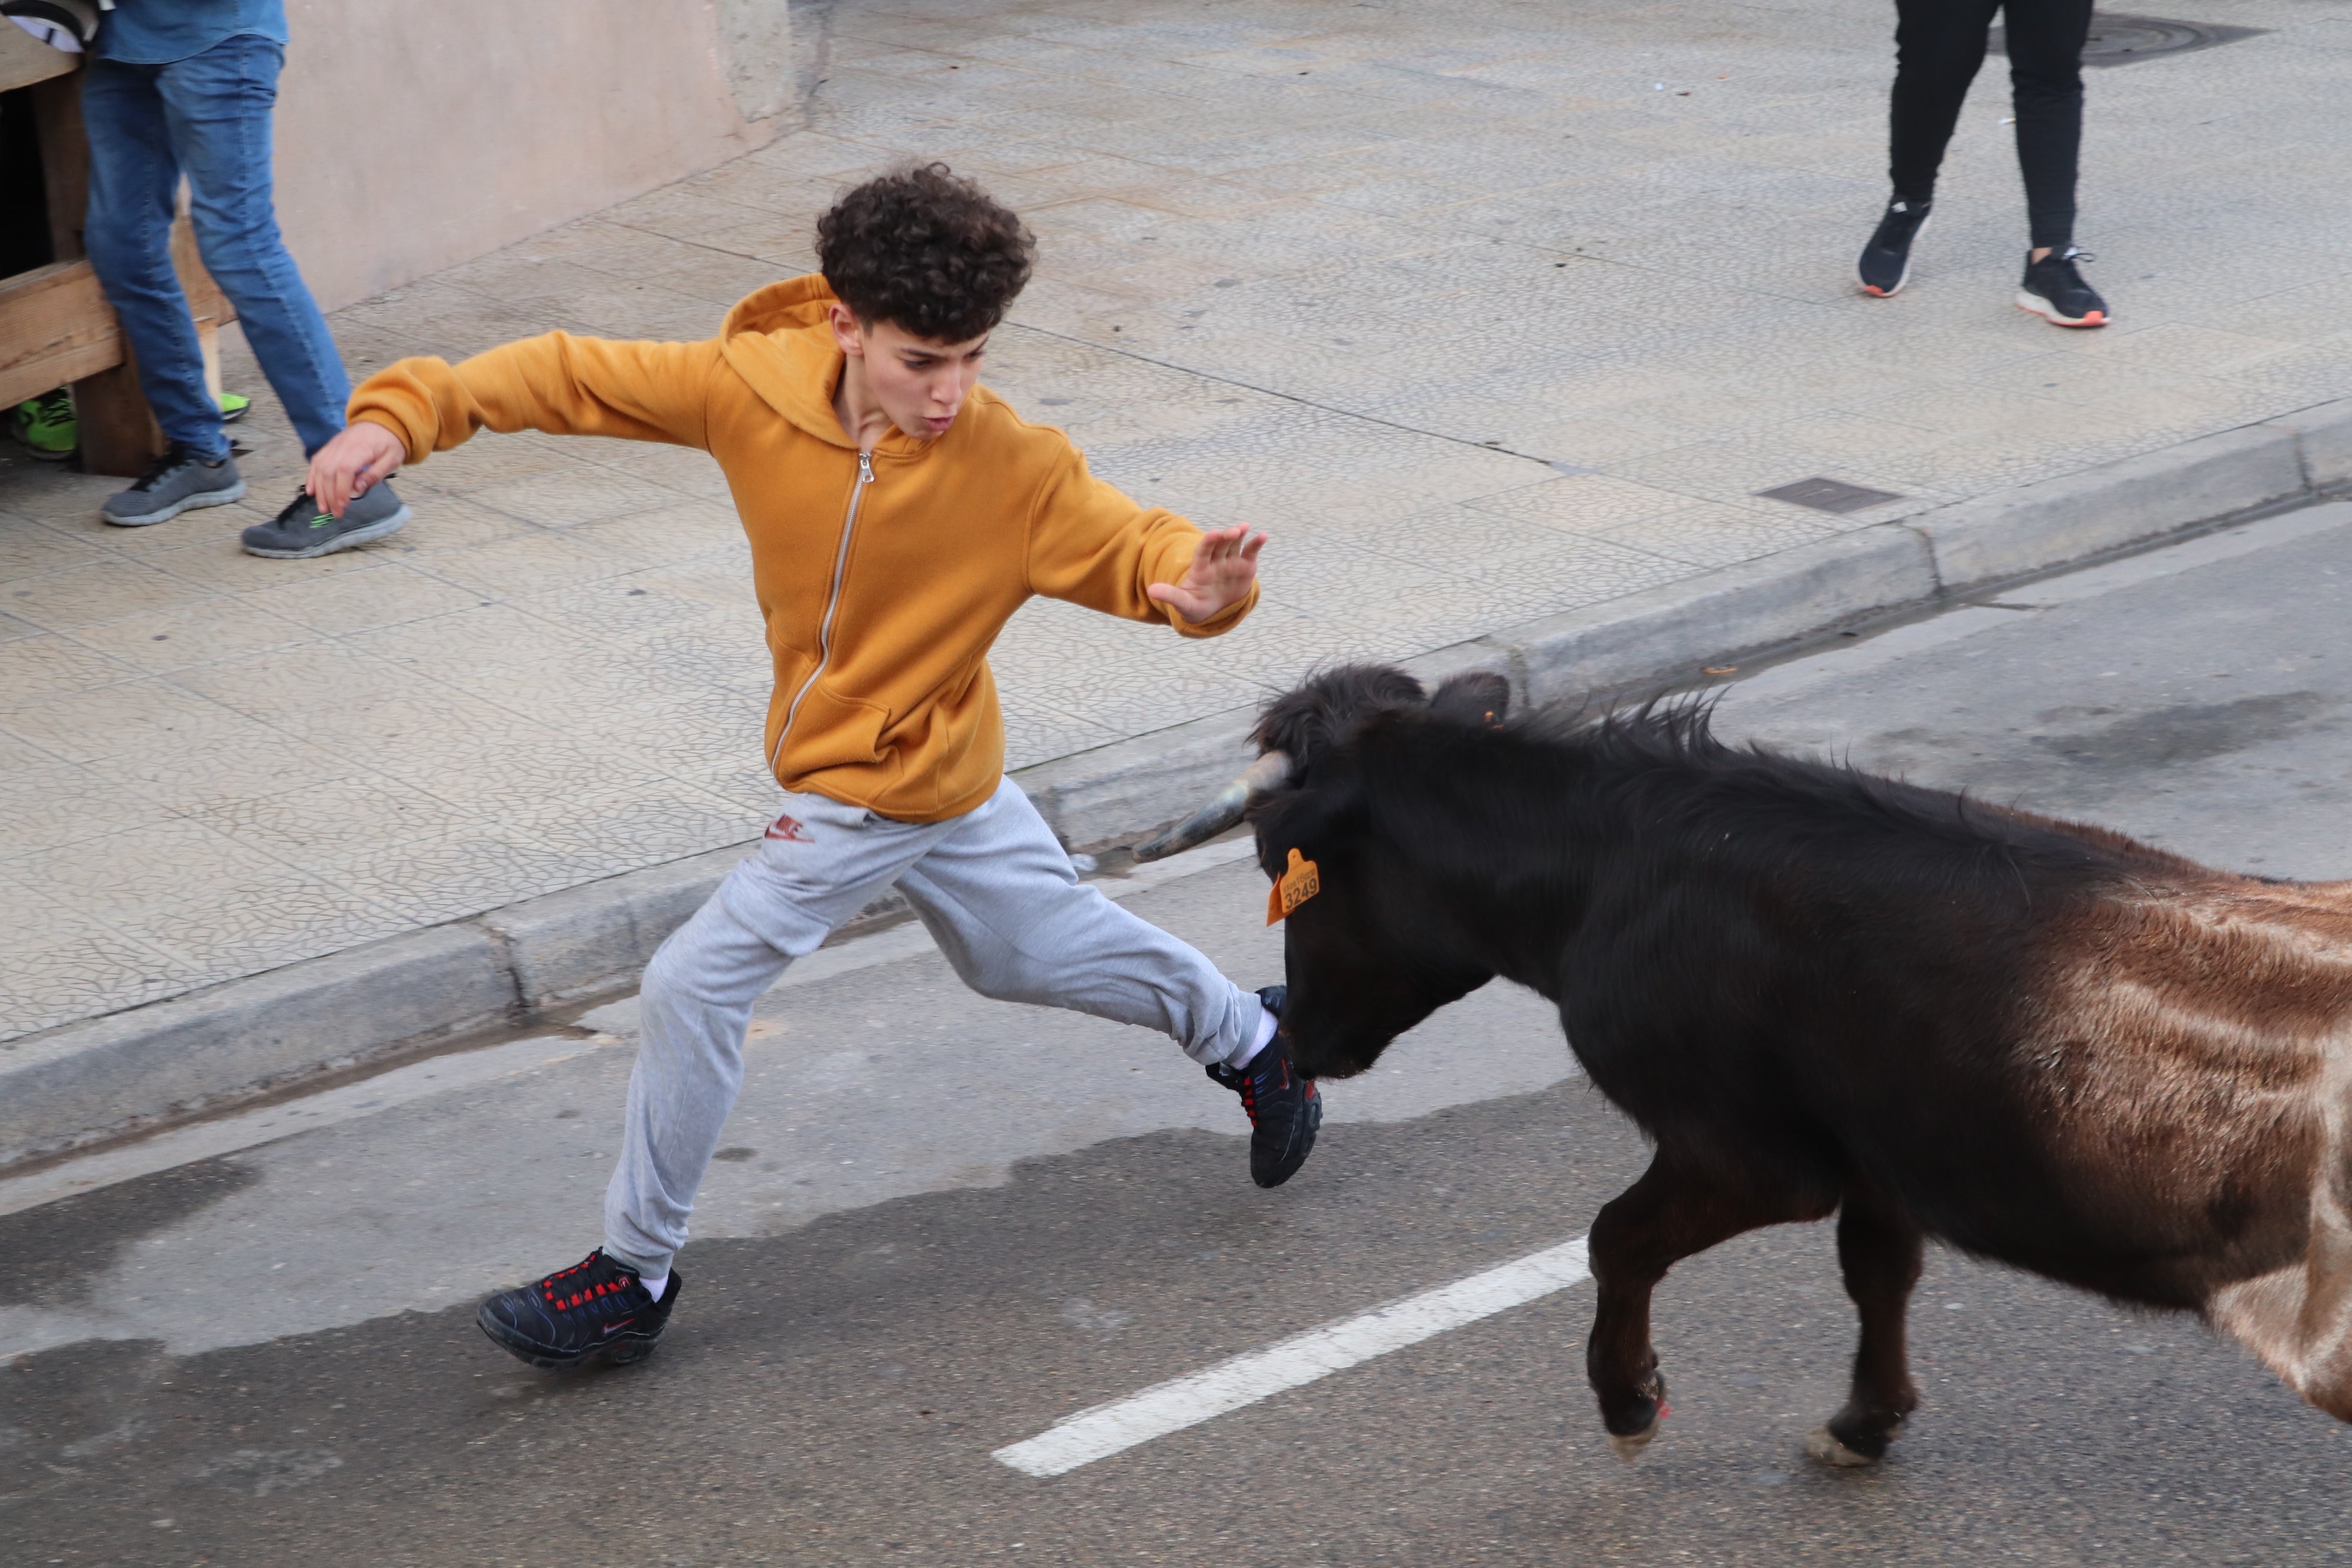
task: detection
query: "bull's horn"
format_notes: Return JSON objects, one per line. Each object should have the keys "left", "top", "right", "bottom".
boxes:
{"left": 1132, "top": 750, "right": 1294, "bottom": 862}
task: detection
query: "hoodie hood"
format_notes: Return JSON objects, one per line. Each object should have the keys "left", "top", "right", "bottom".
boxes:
{"left": 719, "top": 275, "right": 870, "bottom": 449}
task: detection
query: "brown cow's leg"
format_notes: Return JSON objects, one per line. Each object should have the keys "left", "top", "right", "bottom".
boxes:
{"left": 2209, "top": 1202, "right": 2352, "bottom": 1423}
{"left": 1585, "top": 1150, "right": 1828, "bottom": 1461}
{"left": 1809, "top": 1191, "right": 1925, "bottom": 1467}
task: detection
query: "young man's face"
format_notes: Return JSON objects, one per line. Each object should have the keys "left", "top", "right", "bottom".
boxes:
{"left": 830, "top": 303, "right": 988, "bottom": 440}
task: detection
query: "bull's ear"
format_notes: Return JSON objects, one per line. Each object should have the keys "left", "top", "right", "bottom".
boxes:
{"left": 1430, "top": 671, "right": 1511, "bottom": 728}
{"left": 1248, "top": 768, "right": 1368, "bottom": 876}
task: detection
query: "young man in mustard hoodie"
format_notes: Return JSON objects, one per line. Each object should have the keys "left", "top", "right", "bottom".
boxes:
{"left": 303, "top": 165, "right": 1315, "bottom": 1370}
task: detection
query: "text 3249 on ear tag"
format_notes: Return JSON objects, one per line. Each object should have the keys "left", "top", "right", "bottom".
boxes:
{"left": 1266, "top": 848, "right": 1321, "bottom": 925}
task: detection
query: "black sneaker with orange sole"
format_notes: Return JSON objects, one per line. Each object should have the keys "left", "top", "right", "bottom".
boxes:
{"left": 476, "top": 1247, "right": 680, "bottom": 1370}
{"left": 2016, "top": 246, "right": 2109, "bottom": 328}
{"left": 1857, "top": 196, "right": 1931, "bottom": 297}
{"left": 1207, "top": 985, "right": 1321, "bottom": 1188}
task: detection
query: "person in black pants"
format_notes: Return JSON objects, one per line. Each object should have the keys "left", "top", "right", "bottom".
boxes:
{"left": 1857, "top": 0, "right": 2108, "bottom": 327}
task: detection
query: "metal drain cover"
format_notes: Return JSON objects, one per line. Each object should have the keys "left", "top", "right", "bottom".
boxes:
{"left": 1991, "top": 12, "right": 2266, "bottom": 66}
{"left": 1756, "top": 476, "right": 1902, "bottom": 514}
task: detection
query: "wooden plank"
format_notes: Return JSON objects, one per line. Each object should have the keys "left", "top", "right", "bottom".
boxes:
{"left": 0, "top": 259, "right": 119, "bottom": 409}
{"left": 0, "top": 217, "right": 235, "bottom": 410}
{"left": 0, "top": 20, "right": 78, "bottom": 94}
{"left": 30, "top": 68, "right": 88, "bottom": 263}
{"left": 76, "top": 355, "right": 163, "bottom": 475}
{"left": 75, "top": 315, "right": 217, "bottom": 476}
{"left": 1, "top": 265, "right": 231, "bottom": 472}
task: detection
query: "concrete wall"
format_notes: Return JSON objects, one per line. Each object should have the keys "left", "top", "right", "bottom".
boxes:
{"left": 273, "top": 0, "right": 793, "bottom": 312}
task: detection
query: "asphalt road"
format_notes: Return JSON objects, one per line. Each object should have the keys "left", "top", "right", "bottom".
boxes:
{"left": 7, "top": 501, "right": 2352, "bottom": 1566}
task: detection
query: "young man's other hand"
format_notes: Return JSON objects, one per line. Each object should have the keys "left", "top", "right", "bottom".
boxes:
{"left": 1149, "top": 525, "right": 1268, "bottom": 623}
{"left": 306, "top": 421, "right": 408, "bottom": 517}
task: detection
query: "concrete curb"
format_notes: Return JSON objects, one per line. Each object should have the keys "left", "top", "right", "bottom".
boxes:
{"left": 0, "top": 928, "right": 515, "bottom": 1171}
{"left": 1910, "top": 423, "right": 2311, "bottom": 592}
{"left": 6, "top": 397, "right": 2349, "bottom": 1168}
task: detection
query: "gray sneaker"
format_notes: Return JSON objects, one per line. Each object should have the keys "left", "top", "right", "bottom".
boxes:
{"left": 99, "top": 443, "right": 247, "bottom": 526}
{"left": 240, "top": 481, "right": 411, "bottom": 559}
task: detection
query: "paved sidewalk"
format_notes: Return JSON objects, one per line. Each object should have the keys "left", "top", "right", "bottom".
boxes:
{"left": 4, "top": 0, "right": 2347, "bottom": 1041}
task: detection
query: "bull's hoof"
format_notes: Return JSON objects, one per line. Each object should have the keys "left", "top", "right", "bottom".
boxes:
{"left": 1608, "top": 1415, "right": 1662, "bottom": 1464}
{"left": 1604, "top": 1377, "right": 1670, "bottom": 1464}
{"left": 1804, "top": 1423, "right": 1893, "bottom": 1468}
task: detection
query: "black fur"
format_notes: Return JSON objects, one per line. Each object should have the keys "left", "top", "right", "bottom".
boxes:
{"left": 1243, "top": 663, "right": 2297, "bottom": 1461}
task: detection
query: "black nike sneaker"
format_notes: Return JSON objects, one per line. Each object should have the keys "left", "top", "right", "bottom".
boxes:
{"left": 1208, "top": 985, "right": 1321, "bottom": 1188}
{"left": 2016, "top": 246, "right": 2109, "bottom": 328}
{"left": 1857, "top": 196, "right": 1931, "bottom": 298}
{"left": 476, "top": 1247, "right": 680, "bottom": 1370}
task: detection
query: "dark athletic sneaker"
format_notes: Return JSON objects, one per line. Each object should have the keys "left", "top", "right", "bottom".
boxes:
{"left": 476, "top": 1247, "right": 681, "bottom": 1370}
{"left": 1857, "top": 197, "right": 1931, "bottom": 298}
{"left": 99, "top": 443, "right": 246, "bottom": 526}
{"left": 1207, "top": 985, "right": 1321, "bottom": 1188}
{"left": 2016, "top": 247, "right": 2109, "bottom": 328}
{"left": 240, "top": 481, "right": 411, "bottom": 558}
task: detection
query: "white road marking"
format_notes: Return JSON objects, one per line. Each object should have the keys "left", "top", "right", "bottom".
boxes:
{"left": 992, "top": 1236, "right": 1591, "bottom": 1478}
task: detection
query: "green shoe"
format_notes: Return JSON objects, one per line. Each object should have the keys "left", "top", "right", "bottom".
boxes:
{"left": 217, "top": 390, "right": 251, "bottom": 423}
{"left": 10, "top": 390, "right": 76, "bottom": 460}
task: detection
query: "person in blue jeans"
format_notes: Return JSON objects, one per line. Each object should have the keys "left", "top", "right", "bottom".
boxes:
{"left": 80, "top": 0, "right": 408, "bottom": 556}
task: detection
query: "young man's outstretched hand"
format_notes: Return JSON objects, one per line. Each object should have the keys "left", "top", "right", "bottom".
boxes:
{"left": 1148, "top": 526, "right": 1268, "bottom": 622}
{"left": 306, "top": 421, "right": 407, "bottom": 518}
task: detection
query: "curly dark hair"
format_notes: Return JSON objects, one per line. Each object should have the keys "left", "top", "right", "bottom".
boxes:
{"left": 816, "top": 164, "right": 1035, "bottom": 342}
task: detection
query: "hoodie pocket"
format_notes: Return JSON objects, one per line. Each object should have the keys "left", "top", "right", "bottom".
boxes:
{"left": 779, "top": 683, "right": 897, "bottom": 779}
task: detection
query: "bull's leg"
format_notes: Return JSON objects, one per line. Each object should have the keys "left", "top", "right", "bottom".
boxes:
{"left": 1585, "top": 1151, "right": 1826, "bottom": 1462}
{"left": 1808, "top": 1190, "right": 1925, "bottom": 1468}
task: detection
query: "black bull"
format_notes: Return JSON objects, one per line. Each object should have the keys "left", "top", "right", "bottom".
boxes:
{"left": 1139, "top": 664, "right": 2352, "bottom": 1465}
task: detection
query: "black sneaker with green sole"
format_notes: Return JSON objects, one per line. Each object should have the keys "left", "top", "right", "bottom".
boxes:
{"left": 241, "top": 481, "right": 411, "bottom": 558}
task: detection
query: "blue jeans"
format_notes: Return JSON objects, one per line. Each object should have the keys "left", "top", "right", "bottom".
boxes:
{"left": 81, "top": 34, "right": 350, "bottom": 460}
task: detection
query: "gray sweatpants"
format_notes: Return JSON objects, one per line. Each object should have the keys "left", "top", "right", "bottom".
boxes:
{"left": 603, "top": 778, "right": 1264, "bottom": 1273}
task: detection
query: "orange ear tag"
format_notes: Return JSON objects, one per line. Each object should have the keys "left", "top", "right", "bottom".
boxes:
{"left": 1266, "top": 848, "right": 1321, "bottom": 925}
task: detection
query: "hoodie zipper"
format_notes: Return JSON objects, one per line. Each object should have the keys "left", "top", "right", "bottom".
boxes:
{"left": 770, "top": 449, "right": 875, "bottom": 773}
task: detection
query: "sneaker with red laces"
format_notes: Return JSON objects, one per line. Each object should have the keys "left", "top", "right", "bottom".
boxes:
{"left": 475, "top": 1247, "right": 680, "bottom": 1370}
{"left": 1207, "top": 985, "right": 1321, "bottom": 1188}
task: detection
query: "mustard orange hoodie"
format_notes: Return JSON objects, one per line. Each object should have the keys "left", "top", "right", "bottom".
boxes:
{"left": 347, "top": 277, "right": 1256, "bottom": 823}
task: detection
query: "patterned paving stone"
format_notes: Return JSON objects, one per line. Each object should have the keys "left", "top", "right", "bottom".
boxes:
{"left": 2, "top": 0, "right": 2345, "bottom": 1038}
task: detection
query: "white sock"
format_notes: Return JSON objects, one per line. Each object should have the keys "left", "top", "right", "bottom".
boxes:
{"left": 636, "top": 1270, "right": 669, "bottom": 1304}
{"left": 1226, "top": 1005, "right": 1278, "bottom": 1069}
